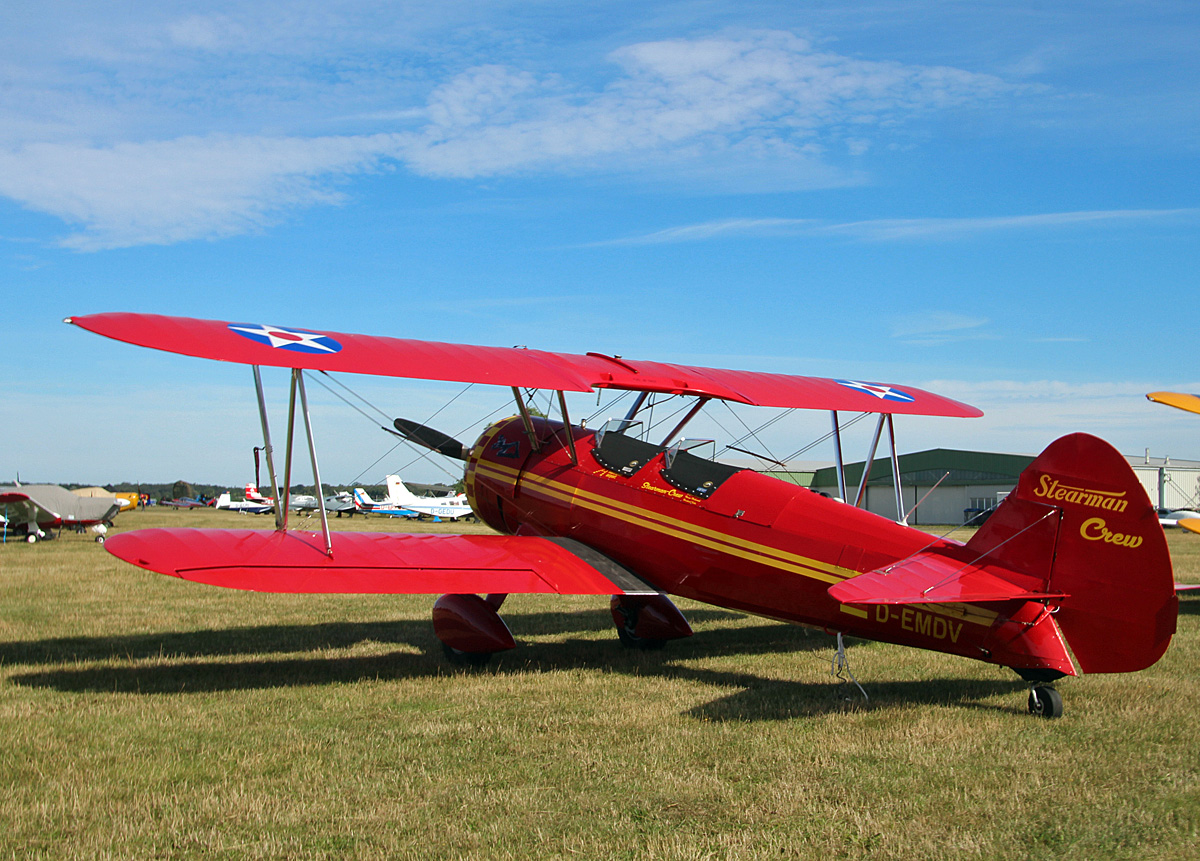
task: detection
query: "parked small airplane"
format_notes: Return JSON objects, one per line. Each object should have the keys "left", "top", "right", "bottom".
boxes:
{"left": 1146, "top": 392, "right": 1200, "bottom": 562}
{"left": 67, "top": 313, "right": 1182, "bottom": 718}
{"left": 361, "top": 475, "right": 475, "bottom": 522}
{"left": 160, "top": 496, "right": 210, "bottom": 509}
{"left": 243, "top": 484, "right": 273, "bottom": 506}
{"left": 1159, "top": 509, "right": 1200, "bottom": 528}
{"left": 0, "top": 483, "right": 120, "bottom": 543}
{"left": 291, "top": 490, "right": 357, "bottom": 517}
{"left": 213, "top": 487, "right": 272, "bottom": 515}
{"left": 351, "top": 486, "right": 418, "bottom": 518}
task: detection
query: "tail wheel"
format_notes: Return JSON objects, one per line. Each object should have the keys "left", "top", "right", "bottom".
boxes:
{"left": 1027, "top": 686, "right": 1064, "bottom": 718}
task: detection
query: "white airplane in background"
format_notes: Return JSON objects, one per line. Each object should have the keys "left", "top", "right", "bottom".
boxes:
{"left": 213, "top": 484, "right": 274, "bottom": 514}
{"left": 351, "top": 487, "right": 417, "bottom": 518}
{"left": 355, "top": 476, "right": 475, "bottom": 521}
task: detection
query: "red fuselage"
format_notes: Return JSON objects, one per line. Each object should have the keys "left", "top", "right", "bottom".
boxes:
{"left": 464, "top": 416, "right": 1070, "bottom": 675}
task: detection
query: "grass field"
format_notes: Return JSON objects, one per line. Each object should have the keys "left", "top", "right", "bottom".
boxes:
{"left": 2, "top": 508, "right": 1198, "bottom": 859}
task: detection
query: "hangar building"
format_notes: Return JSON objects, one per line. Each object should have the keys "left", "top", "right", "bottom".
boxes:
{"left": 794, "top": 448, "right": 1200, "bottom": 526}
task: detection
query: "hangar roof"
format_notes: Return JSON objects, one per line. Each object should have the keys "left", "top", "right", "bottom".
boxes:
{"left": 810, "top": 448, "right": 1036, "bottom": 488}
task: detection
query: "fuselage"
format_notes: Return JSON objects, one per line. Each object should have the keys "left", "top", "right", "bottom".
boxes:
{"left": 464, "top": 416, "right": 1067, "bottom": 674}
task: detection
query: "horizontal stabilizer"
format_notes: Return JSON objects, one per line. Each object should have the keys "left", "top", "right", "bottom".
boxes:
{"left": 104, "top": 528, "right": 659, "bottom": 596}
{"left": 829, "top": 550, "right": 1066, "bottom": 606}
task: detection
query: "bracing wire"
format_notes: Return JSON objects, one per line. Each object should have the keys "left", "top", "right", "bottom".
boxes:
{"left": 584, "top": 390, "right": 634, "bottom": 425}
{"left": 779, "top": 411, "right": 871, "bottom": 463}
{"left": 316, "top": 371, "right": 395, "bottom": 424}
{"left": 306, "top": 370, "right": 492, "bottom": 487}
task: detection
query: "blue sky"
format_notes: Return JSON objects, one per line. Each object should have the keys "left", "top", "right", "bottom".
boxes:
{"left": 3, "top": 1, "right": 1199, "bottom": 486}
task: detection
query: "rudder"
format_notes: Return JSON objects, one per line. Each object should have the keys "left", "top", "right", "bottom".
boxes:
{"left": 968, "top": 433, "right": 1177, "bottom": 673}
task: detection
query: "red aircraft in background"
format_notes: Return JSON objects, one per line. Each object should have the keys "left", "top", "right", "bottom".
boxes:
{"left": 67, "top": 313, "right": 1179, "bottom": 718}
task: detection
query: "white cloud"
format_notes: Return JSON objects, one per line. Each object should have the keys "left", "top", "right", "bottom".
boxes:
{"left": 401, "top": 31, "right": 1017, "bottom": 179}
{"left": 166, "top": 14, "right": 248, "bottom": 52}
{"left": 596, "top": 208, "right": 1200, "bottom": 246}
{"left": 592, "top": 217, "right": 815, "bottom": 246}
{"left": 901, "top": 379, "right": 1200, "bottom": 458}
{"left": 818, "top": 209, "right": 1200, "bottom": 241}
{"left": 890, "top": 312, "right": 990, "bottom": 344}
{"left": 0, "top": 28, "right": 1026, "bottom": 249}
{"left": 0, "top": 134, "right": 402, "bottom": 250}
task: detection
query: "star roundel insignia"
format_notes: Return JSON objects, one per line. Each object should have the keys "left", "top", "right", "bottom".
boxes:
{"left": 227, "top": 323, "right": 342, "bottom": 354}
{"left": 835, "top": 379, "right": 916, "bottom": 403}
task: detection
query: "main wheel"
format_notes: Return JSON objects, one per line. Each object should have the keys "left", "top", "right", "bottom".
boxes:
{"left": 1027, "top": 686, "right": 1064, "bottom": 718}
{"left": 442, "top": 642, "right": 494, "bottom": 667}
{"left": 615, "top": 624, "right": 666, "bottom": 650}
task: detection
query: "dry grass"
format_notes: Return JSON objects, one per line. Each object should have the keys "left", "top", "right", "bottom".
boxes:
{"left": 1, "top": 508, "right": 1198, "bottom": 859}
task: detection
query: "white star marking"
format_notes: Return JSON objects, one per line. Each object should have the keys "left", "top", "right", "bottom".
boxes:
{"left": 228, "top": 324, "right": 340, "bottom": 353}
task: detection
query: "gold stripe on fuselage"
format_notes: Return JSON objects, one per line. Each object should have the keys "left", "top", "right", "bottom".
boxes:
{"left": 469, "top": 457, "right": 997, "bottom": 627}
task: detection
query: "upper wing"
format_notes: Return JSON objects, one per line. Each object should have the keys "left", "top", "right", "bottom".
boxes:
{"left": 1147, "top": 391, "right": 1200, "bottom": 416}
{"left": 67, "top": 313, "right": 981, "bottom": 417}
{"left": 104, "top": 528, "right": 660, "bottom": 595}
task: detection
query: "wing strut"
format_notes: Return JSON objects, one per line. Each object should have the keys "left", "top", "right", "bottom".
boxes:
{"left": 264, "top": 368, "right": 334, "bottom": 557}
{"left": 660, "top": 397, "right": 710, "bottom": 446}
{"left": 831, "top": 411, "right": 848, "bottom": 502}
{"left": 853, "top": 415, "right": 886, "bottom": 508}
{"left": 623, "top": 392, "right": 649, "bottom": 423}
{"left": 886, "top": 414, "right": 906, "bottom": 526}
{"left": 512, "top": 387, "right": 541, "bottom": 452}
{"left": 295, "top": 370, "right": 333, "bottom": 556}
{"left": 556, "top": 391, "right": 578, "bottom": 465}
{"left": 252, "top": 366, "right": 285, "bottom": 529}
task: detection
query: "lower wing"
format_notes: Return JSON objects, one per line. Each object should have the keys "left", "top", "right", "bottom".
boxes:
{"left": 105, "top": 528, "right": 659, "bottom": 595}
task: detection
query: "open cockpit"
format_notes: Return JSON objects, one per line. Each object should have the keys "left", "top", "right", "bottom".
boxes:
{"left": 591, "top": 419, "right": 743, "bottom": 499}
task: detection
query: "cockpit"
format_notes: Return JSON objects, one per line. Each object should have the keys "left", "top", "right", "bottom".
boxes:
{"left": 592, "top": 420, "right": 743, "bottom": 499}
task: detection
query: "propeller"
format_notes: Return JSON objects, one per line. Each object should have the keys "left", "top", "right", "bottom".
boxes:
{"left": 392, "top": 418, "right": 468, "bottom": 461}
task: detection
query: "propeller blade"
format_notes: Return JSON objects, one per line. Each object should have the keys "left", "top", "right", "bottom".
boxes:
{"left": 393, "top": 418, "right": 467, "bottom": 461}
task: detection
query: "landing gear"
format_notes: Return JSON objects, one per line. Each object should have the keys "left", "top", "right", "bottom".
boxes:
{"left": 615, "top": 620, "right": 666, "bottom": 650}
{"left": 441, "top": 642, "right": 494, "bottom": 667}
{"left": 432, "top": 593, "right": 514, "bottom": 665}
{"left": 610, "top": 594, "right": 693, "bottom": 650}
{"left": 1027, "top": 685, "right": 1064, "bottom": 718}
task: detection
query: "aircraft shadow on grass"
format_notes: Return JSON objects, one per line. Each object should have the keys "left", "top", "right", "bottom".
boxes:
{"left": 1175, "top": 595, "right": 1200, "bottom": 617}
{"left": 5, "top": 607, "right": 1024, "bottom": 718}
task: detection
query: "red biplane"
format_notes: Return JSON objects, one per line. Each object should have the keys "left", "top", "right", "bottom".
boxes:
{"left": 67, "top": 313, "right": 1179, "bottom": 717}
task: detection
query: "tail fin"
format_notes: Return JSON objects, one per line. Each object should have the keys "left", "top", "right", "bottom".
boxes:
{"left": 968, "top": 433, "right": 1177, "bottom": 673}
{"left": 385, "top": 475, "right": 419, "bottom": 504}
{"left": 353, "top": 488, "right": 374, "bottom": 509}
{"left": 244, "top": 484, "right": 269, "bottom": 503}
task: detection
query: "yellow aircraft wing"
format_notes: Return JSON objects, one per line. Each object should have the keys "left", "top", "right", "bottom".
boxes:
{"left": 1147, "top": 391, "right": 1200, "bottom": 416}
